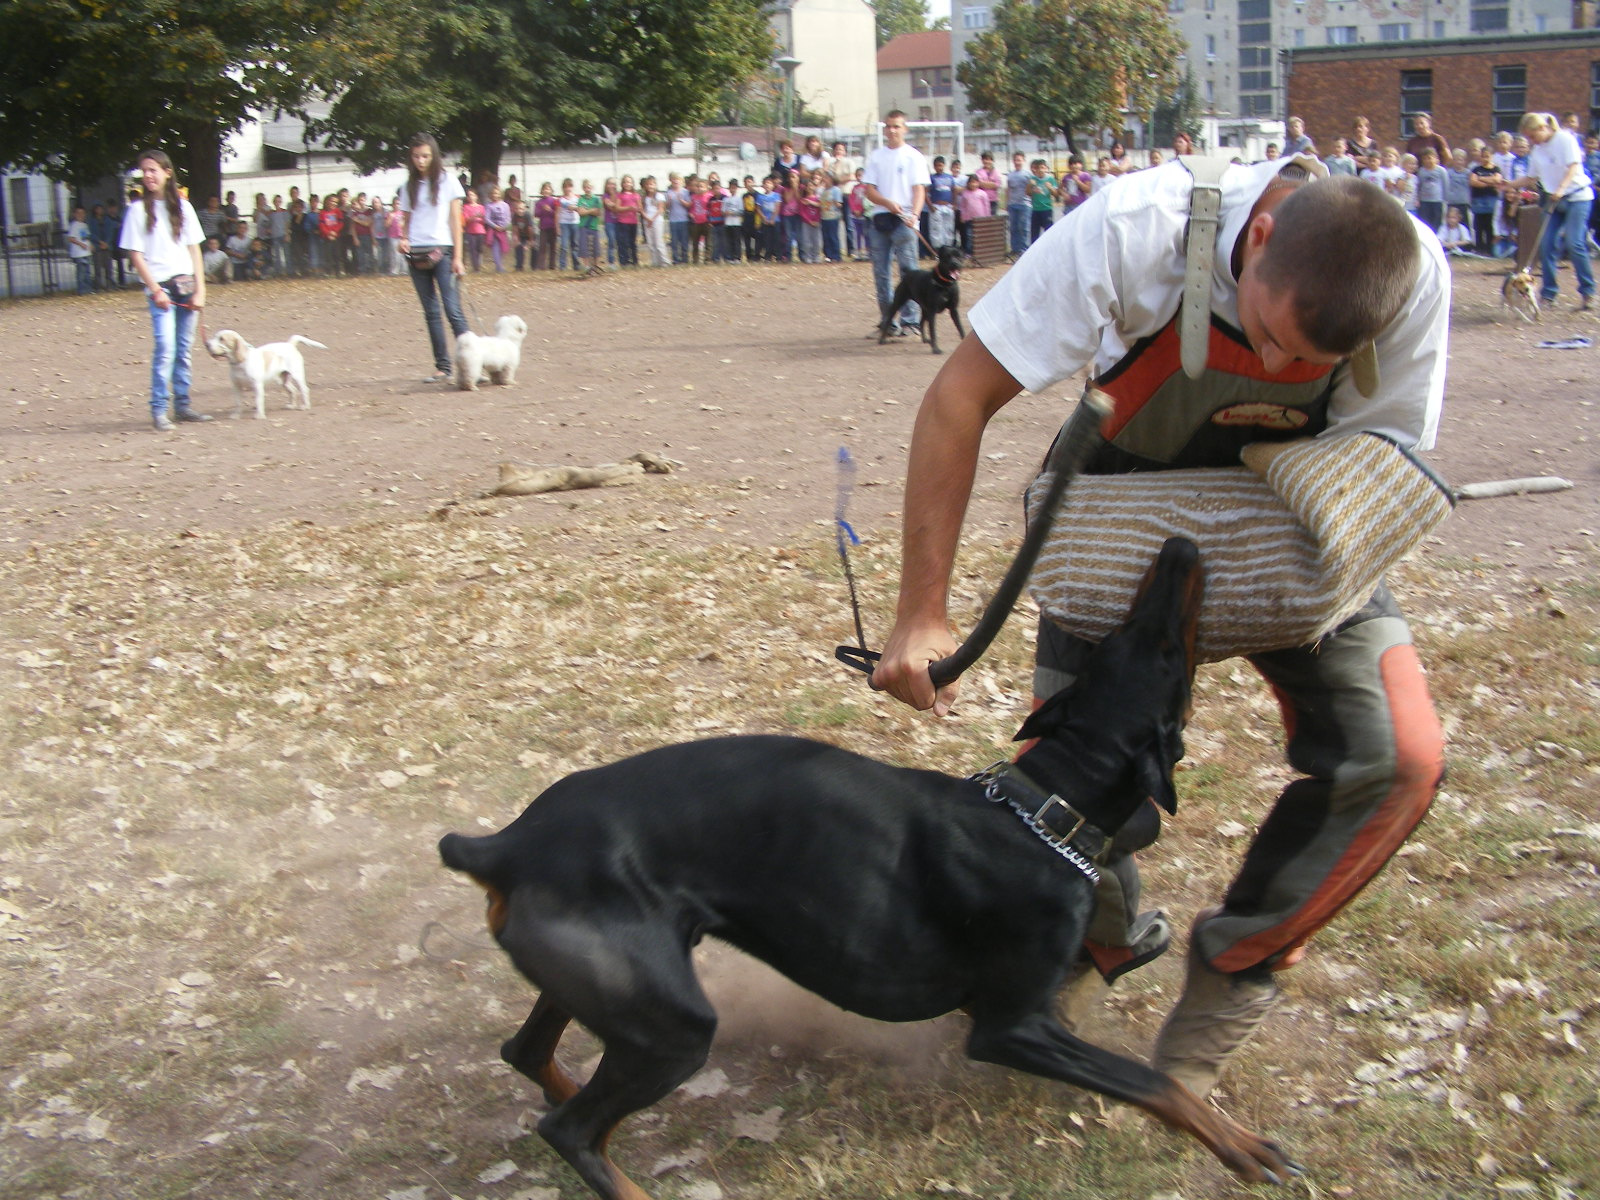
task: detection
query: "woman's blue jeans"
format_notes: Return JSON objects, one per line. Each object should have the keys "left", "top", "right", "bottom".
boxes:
{"left": 1540, "top": 197, "right": 1595, "bottom": 301}
{"left": 147, "top": 286, "right": 198, "bottom": 417}
{"left": 408, "top": 247, "right": 469, "bottom": 373}
{"left": 560, "top": 224, "right": 580, "bottom": 270}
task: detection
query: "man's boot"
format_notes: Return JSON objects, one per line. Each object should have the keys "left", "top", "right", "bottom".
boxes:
{"left": 1150, "top": 923, "right": 1280, "bottom": 1099}
{"left": 1056, "top": 910, "right": 1170, "bottom": 1032}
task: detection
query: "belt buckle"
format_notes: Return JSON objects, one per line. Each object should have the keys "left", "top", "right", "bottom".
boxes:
{"left": 1033, "top": 794, "right": 1086, "bottom": 843}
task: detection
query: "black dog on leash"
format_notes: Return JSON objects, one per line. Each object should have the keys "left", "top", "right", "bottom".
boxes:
{"left": 879, "top": 242, "right": 966, "bottom": 354}
{"left": 439, "top": 539, "right": 1297, "bottom": 1200}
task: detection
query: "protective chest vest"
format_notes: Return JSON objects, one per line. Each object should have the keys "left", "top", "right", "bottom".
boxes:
{"left": 1091, "top": 316, "right": 1334, "bottom": 473}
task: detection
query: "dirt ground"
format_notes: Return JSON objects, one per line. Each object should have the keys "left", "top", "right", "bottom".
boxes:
{"left": 1, "top": 251, "right": 1597, "bottom": 1200}
{"left": 1, "top": 252, "right": 1596, "bottom": 578}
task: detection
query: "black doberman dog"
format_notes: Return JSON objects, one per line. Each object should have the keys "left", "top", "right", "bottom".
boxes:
{"left": 878, "top": 242, "right": 965, "bottom": 354}
{"left": 440, "top": 539, "right": 1297, "bottom": 1200}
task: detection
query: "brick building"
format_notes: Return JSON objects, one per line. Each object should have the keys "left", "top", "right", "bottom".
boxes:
{"left": 1287, "top": 30, "right": 1600, "bottom": 149}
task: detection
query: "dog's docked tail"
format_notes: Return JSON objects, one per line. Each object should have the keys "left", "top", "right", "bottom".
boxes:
{"left": 439, "top": 831, "right": 505, "bottom": 882}
{"left": 440, "top": 831, "right": 517, "bottom": 936}
{"left": 288, "top": 335, "right": 329, "bottom": 351}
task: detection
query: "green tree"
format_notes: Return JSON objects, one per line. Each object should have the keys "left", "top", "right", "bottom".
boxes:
{"left": 1151, "top": 64, "right": 1203, "bottom": 148}
{"left": 958, "top": 0, "right": 1186, "bottom": 156}
{"left": 0, "top": 0, "right": 363, "bottom": 196}
{"left": 871, "top": 0, "right": 931, "bottom": 46}
{"left": 314, "top": 0, "right": 775, "bottom": 183}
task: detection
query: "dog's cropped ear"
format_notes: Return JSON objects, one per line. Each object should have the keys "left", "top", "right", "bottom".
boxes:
{"left": 1012, "top": 688, "right": 1071, "bottom": 742}
{"left": 1132, "top": 719, "right": 1184, "bottom": 814}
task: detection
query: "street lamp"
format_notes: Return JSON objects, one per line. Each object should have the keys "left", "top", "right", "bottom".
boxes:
{"left": 775, "top": 56, "right": 801, "bottom": 134}
{"left": 602, "top": 117, "right": 638, "bottom": 180}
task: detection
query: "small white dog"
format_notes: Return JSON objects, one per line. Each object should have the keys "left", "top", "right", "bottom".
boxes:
{"left": 453, "top": 315, "right": 527, "bottom": 392}
{"left": 205, "top": 330, "right": 328, "bottom": 418}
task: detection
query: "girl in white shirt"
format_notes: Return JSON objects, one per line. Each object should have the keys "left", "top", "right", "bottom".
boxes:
{"left": 119, "top": 149, "right": 209, "bottom": 431}
{"left": 1511, "top": 111, "right": 1595, "bottom": 309}
{"left": 396, "top": 133, "right": 468, "bottom": 381}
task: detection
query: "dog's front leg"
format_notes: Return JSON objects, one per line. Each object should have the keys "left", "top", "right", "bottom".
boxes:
{"left": 950, "top": 302, "right": 966, "bottom": 343}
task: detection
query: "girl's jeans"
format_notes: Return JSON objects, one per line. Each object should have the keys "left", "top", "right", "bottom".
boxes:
{"left": 147, "top": 282, "right": 198, "bottom": 417}
{"left": 408, "top": 247, "right": 469, "bottom": 373}
{"left": 1541, "top": 197, "right": 1596, "bottom": 301}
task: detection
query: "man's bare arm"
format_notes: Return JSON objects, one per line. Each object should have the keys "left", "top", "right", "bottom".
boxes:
{"left": 872, "top": 335, "right": 1024, "bottom": 715}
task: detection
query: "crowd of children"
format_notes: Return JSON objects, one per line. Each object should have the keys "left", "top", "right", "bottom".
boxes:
{"left": 133, "top": 109, "right": 1600, "bottom": 293}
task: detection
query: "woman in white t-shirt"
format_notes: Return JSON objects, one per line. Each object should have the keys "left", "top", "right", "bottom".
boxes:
{"left": 396, "top": 133, "right": 469, "bottom": 381}
{"left": 1512, "top": 111, "right": 1595, "bottom": 310}
{"left": 119, "top": 149, "right": 210, "bottom": 431}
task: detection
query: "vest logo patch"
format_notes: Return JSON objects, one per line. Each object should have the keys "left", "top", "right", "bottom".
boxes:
{"left": 1211, "top": 403, "right": 1310, "bottom": 430}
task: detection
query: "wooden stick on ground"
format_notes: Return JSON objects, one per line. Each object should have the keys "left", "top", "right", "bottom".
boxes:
{"left": 1454, "top": 476, "right": 1573, "bottom": 501}
{"left": 492, "top": 452, "right": 676, "bottom": 497}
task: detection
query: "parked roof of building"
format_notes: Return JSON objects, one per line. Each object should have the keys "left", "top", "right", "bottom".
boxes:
{"left": 877, "top": 30, "right": 951, "bottom": 72}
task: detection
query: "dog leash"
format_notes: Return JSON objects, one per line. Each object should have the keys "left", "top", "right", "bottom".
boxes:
{"left": 171, "top": 300, "right": 223, "bottom": 359}
{"left": 835, "top": 388, "right": 1112, "bottom": 687}
{"left": 458, "top": 276, "right": 493, "bottom": 336}
{"left": 834, "top": 448, "right": 871, "bottom": 665}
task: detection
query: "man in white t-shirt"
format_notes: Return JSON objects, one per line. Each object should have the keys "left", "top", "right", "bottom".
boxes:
{"left": 862, "top": 110, "right": 931, "bottom": 335}
{"left": 872, "top": 162, "right": 1451, "bottom": 1101}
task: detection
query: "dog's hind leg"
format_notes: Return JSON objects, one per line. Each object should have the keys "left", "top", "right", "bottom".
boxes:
{"left": 499, "top": 908, "right": 717, "bottom": 1200}
{"left": 966, "top": 1008, "right": 1297, "bottom": 1185}
{"left": 502, "top": 992, "right": 581, "bottom": 1105}
{"left": 534, "top": 956, "right": 716, "bottom": 1200}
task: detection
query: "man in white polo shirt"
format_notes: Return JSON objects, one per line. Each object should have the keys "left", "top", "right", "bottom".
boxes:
{"left": 862, "top": 110, "right": 930, "bottom": 335}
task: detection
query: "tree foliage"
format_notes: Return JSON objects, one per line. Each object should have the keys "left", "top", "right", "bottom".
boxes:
{"left": 0, "top": 0, "right": 360, "bottom": 194}
{"left": 958, "top": 0, "right": 1186, "bottom": 154}
{"left": 871, "top": 0, "right": 932, "bottom": 47}
{"left": 313, "top": 0, "right": 775, "bottom": 181}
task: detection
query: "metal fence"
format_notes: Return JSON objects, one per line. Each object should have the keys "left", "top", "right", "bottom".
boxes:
{"left": 1, "top": 225, "right": 76, "bottom": 300}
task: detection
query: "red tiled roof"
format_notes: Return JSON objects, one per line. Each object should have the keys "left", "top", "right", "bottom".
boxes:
{"left": 876, "top": 30, "right": 951, "bottom": 71}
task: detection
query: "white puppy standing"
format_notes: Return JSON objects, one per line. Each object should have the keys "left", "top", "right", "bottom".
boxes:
{"left": 453, "top": 315, "right": 527, "bottom": 392}
{"left": 205, "top": 330, "right": 328, "bottom": 418}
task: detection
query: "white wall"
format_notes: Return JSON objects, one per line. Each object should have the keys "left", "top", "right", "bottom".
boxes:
{"left": 776, "top": 0, "right": 879, "bottom": 134}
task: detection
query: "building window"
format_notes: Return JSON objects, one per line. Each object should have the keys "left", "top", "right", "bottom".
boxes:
{"left": 1239, "top": 46, "right": 1271, "bottom": 66}
{"left": 918, "top": 106, "right": 933, "bottom": 121}
{"left": 1327, "top": 26, "right": 1357, "bottom": 44}
{"left": 1238, "top": 0, "right": 1269, "bottom": 18}
{"left": 1470, "top": 0, "right": 1509, "bottom": 32}
{"left": 1379, "top": 22, "right": 1411, "bottom": 38}
{"left": 1205, "top": 79, "right": 1216, "bottom": 102}
{"left": 1206, "top": 34, "right": 1217, "bottom": 58}
{"left": 1240, "top": 93, "right": 1274, "bottom": 116}
{"left": 1492, "top": 65, "right": 1526, "bottom": 136}
{"left": 1399, "top": 69, "right": 1432, "bottom": 136}
{"left": 1433, "top": 20, "right": 1445, "bottom": 36}
{"left": 7, "top": 178, "right": 32, "bottom": 225}
{"left": 912, "top": 67, "right": 952, "bottom": 98}
{"left": 1205, "top": 0, "right": 1215, "bottom": 10}
{"left": 1239, "top": 21, "right": 1271, "bottom": 41}
{"left": 961, "top": 6, "right": 990, "bottom": 29}
{"left": 1293, "top": 27, "right": 1305, "bottom": 45}
{"left": 1168, "top": 0, "right": 1185, "bottom": 11}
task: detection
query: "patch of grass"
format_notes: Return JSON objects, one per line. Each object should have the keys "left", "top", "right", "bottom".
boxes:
{"left": 1, "top": 512, "right": 1596, "bottom": 1200}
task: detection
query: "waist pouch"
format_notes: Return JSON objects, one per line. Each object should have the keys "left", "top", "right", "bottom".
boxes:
{"left": 872, "top": 212, "right": 902, "bottom": 234}
{"left": 1027, "top": 432, "right": 1454, "bottom": 661}
{"left": 406, "top": 247, "right": 444, "bottom": 270}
